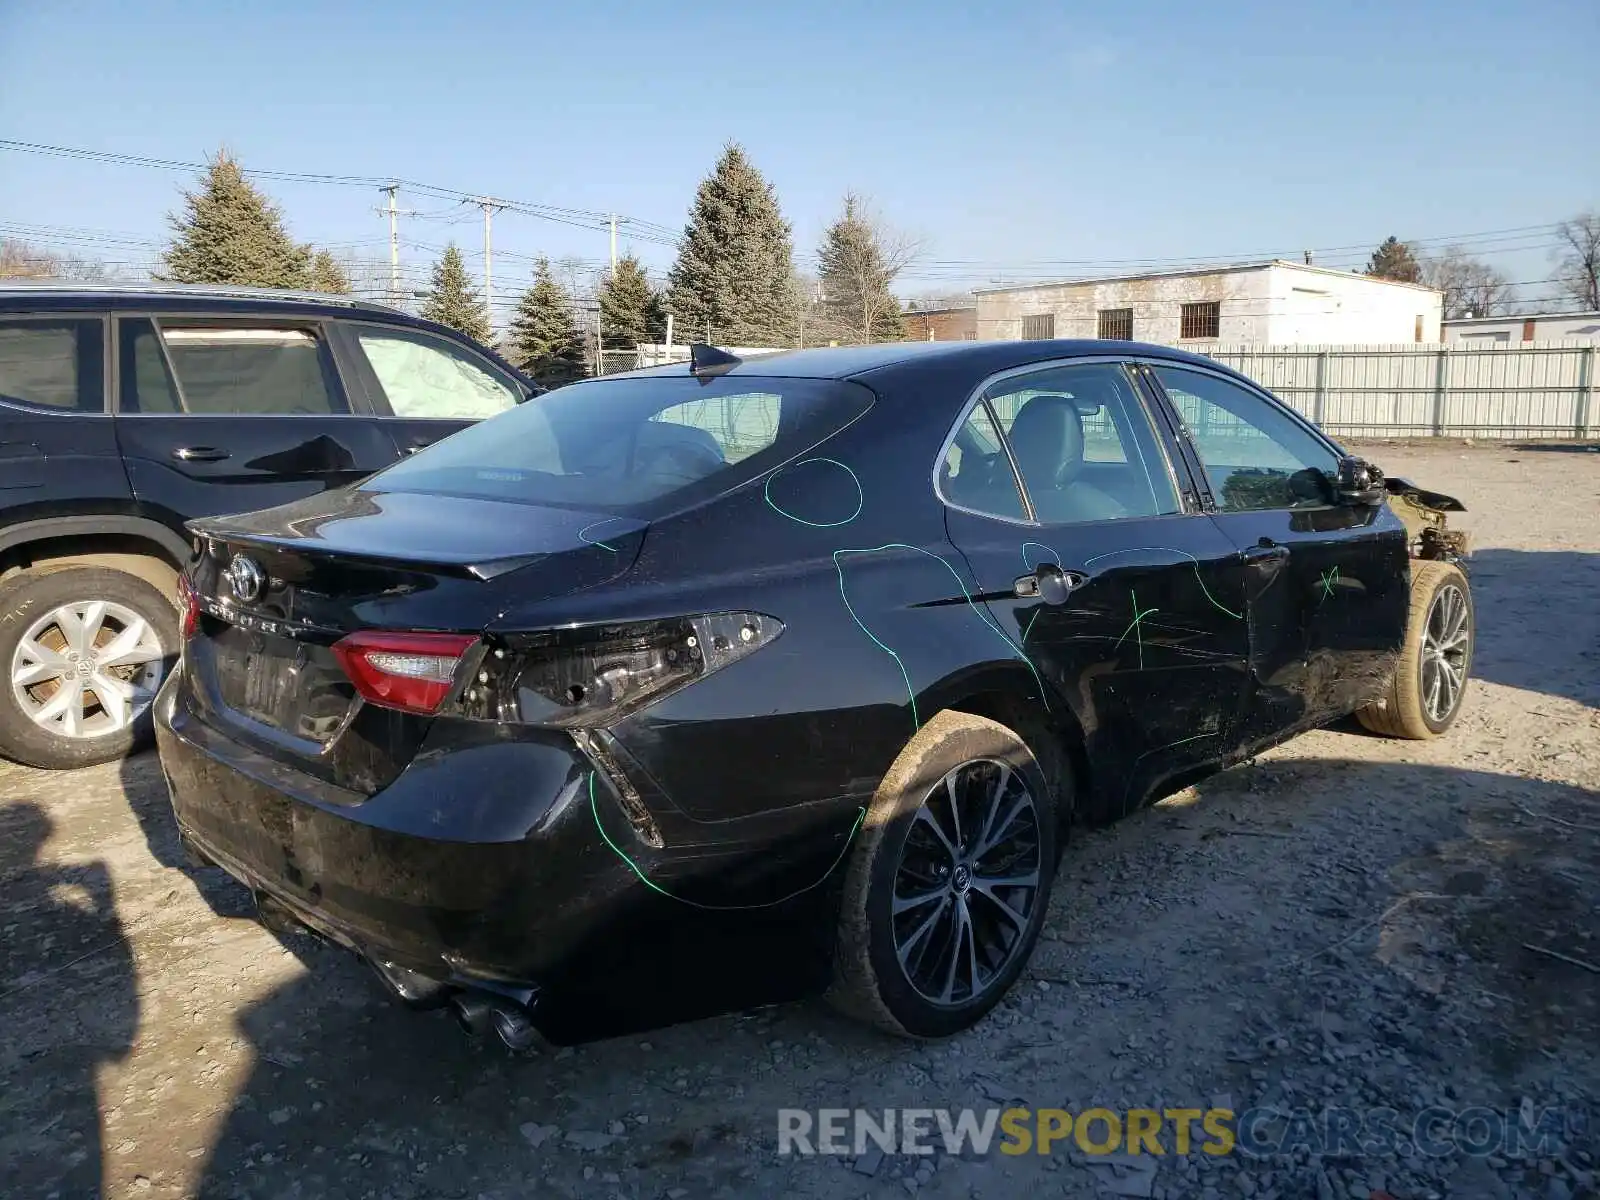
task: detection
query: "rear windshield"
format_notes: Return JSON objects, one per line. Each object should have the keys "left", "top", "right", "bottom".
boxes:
{"left": 363, "top": 373, "right": 874, "bottom": 517}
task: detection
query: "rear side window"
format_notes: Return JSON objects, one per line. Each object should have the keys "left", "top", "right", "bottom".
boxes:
{"left": 352, "top": 327, "right": 520, "bottom": 420}
{"left": 366, "top": 374, "right": 874, "bottom": 518}
{"left": 982, "top": 362, "right": 1180, "bottom": 523}
{"left": 131, "top": 323, "right": 345, "bottom": 415}
{"left": 0, "top": 319, "right": 104, "bottom": 412}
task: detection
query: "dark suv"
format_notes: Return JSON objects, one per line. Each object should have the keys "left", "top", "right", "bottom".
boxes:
{"left": 0, "top": 282, "right": 535, "bottom": 770}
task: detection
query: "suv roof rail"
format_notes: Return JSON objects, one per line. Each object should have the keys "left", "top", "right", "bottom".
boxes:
{"left": 0, "top": 279, "right": 403, "bottom": 313}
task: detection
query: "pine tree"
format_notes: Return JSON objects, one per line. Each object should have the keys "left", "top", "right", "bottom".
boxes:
{"left": 159, "top": 149, "right": 312, "bottom": 287}
{"left": 419, "top": 244, "right": 490, "bottom": 343}
{"left": 307, "top": 249, "right": 351, "bottom": 295}
{"left": 598, "top": 254, "right": 664, "bottom": 348}
{"left": 1365, "top": 236, "right": 1421, "bottom": 284}
{"left": 665, "top": 143, "right": 798, "bottom": 346}
{"left": 506, "top": 258, "right": 587, "bottom": 386}
{"left": 817, "top": 194, "right": 906, "bottom": 343}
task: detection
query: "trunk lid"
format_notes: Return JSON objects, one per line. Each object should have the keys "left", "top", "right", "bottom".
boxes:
{"left": 182, "top": 486, "right": 645, "bottom": 793}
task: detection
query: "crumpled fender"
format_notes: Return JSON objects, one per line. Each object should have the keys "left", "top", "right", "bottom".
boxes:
{"left": 1385, "top": 477, "right": 1466, "bottom": 513}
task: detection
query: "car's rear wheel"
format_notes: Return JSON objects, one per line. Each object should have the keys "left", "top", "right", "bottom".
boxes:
{"left": 828, "top": 710, "right": 1058, "bottom": 1038}
{"left": 0, "top": 567, "right": 178, "bottom": 770}
{"left": 1356, "top": 560, "right": 1473, "bottom": 740}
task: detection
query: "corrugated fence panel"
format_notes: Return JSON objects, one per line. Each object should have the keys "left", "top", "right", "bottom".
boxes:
{"left": 1191, "top": 341, "right": 1596, "bottom": 438}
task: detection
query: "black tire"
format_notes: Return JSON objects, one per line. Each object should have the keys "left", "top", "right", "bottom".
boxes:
{"left": 1356, "top": 560, "right": 1474, "bottom": 740}
{"left": 0, "top": 567, "right": 179, "bottom": 770}
{"left": 827, "top": 710, "right": 1060, "bottom": 1038}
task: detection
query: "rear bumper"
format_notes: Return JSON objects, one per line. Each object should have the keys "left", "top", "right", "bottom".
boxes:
{"left": 156, "top": 668, "right": 650, "bottom": 988}
{"left": 154, "top": 667, "right": 859, "bottom": 1000}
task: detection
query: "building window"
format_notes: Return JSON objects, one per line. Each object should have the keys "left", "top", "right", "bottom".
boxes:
{"left": 1021, "top": 313, "right": 1055, "bottom": 341}
{"left": 1180, "top": 302, "right": 1220, "bottom": 340}
{"left": 1097, "top": 308, "right": 1133, "bottom": 340}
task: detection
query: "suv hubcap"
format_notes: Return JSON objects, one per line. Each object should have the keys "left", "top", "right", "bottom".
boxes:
{"left": 1420, "top": 582, "right": 1469, "bottom": 723}
{"left": 10, "top": 600, "right": 165, "bottom": 739}
{"left": 891, "top": 758, "right": 1042, "bottom": 1006}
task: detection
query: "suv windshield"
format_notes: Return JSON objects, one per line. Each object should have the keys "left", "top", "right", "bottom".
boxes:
{"left": 363, "top": 372, "right": 874, "bottom": 517}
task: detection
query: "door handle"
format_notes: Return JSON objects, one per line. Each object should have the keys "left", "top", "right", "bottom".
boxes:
{"left": 1014, "top": 564, "right": 1087, "bottom": 605}
{"left": 1240, "top": 538, "right": 1290, "bottom": 565}
{"left": 171, "top": 446, "right": 230, "bottom": 463}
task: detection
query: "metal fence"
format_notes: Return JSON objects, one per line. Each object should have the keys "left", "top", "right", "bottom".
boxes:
{"left": 1196, "top": 341, "right": 1599, "bottom": 439}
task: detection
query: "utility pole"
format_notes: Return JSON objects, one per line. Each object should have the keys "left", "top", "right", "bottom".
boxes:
{"left": 383, "top": 185, "right": 400, "bottom": 303}
{"left": 375, "top": 185, "right": 418, "bottom": 306}
{"left": 608, "top": 214, "right": 619, "bottom": 275}
{"left": 477, "top": 197, "right": 506, "bottom": 336}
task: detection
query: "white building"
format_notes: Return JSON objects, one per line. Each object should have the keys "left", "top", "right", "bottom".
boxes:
{"left": 974, "top": 260, "right": 1443, "bottom": 346}
{"left": 1443, "top": 311, "right": 1600, "bottom": 344}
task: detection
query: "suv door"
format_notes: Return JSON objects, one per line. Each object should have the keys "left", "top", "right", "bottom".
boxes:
{"left": 940, "top": 359, "right": 1252, "bottom": 816}
{"left": 112, "top": 315, "right": 401, "bottom": 523}
{"left": 1146, "top": 364, "right": 1410, "bottom": 742}
{"left": 332, "top": 321, "right": 524, "bottom": 458}
{"left": 0, "top": 314, "right": 123, "bottom": 517}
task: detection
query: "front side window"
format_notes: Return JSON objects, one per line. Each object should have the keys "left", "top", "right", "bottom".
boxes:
{"left": 365, "top": 374, "right": 874, "bottom": 518}
{"left": 1153, "top": 366, "right": 1338, "bottom": 512}
{"left": 0, "top": 319, "right": 104, "bottom": 412}
{"left": 154, "top": 324, "right": 344, "bottom": 415}
{"left": 353, "top": 327, "right": 520, "bottom": 420}
{"left": 939, "top": 401, "right": 1026, "bottom": 520}
{"left": 982, "top": 362, "right": 1179, "bottom": 524}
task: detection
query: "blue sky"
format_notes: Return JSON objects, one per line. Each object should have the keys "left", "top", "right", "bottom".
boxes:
{"left": 1, "top": 0, "right": 1595, "bottom": 309}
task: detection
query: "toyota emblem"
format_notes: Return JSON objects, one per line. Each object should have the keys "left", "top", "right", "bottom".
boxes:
{"left": 223, "top": 554, "right": 266, "bottom": 603}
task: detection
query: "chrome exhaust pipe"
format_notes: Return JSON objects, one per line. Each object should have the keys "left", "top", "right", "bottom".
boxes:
{"left": 451, "top": 993, "right": 495, "bottom": 1038}
{"left": 489, "top": 1004, "right": 544, "bottom": 1052}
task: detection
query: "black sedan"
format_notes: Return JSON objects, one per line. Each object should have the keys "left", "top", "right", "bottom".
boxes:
{"left": 156, "top": 340, "right": 1473, "bottom": 1044}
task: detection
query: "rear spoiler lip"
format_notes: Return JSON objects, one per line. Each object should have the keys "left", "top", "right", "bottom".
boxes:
{"left": 1384, "top": 476, "right": 1466, "bottom": 513}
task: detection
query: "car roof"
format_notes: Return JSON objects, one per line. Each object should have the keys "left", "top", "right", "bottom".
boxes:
{"left": 616, "top": 339, "right": 1226, "bottom": 381}
{"left": 0, "top": 280, "right": 402, "bottom": 319}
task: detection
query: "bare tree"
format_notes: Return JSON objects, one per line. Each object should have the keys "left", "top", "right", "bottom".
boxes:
{"left": 0, "top": 238, "right": 119, "bottom": 282}
{"left": 1420, "top": 246, "right": 1515, "bottom": 319}
{"left": 815, "top": 194, "right": 925, "bottom": 343}
{"left": 1553, "top": 212, "right": 1600, "bottom": 311}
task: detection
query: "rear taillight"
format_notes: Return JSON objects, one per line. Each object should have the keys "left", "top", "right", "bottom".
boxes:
{"left": 510, "top": 612, "right": 782, "bottom": 727}
{"left": 332, "top": 631, "right": 477, "bottom": 715}
{"left": 177, "top": 574, "right": 199, "bottom": 639}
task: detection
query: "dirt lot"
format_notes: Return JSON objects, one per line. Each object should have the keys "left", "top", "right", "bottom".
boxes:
{"left": 2, "top": 443, "right": 1597, "bottom": 1200}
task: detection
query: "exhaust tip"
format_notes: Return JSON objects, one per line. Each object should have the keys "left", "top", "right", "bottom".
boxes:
{"left": 451, "top": 993, "right": 494, "bottom": 1038}
{"left": 490, "top": 1005, "right": 545, "bottom": 1053}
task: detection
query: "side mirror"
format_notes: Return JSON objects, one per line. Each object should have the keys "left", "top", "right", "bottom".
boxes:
{"left": 1335, "top": 456, "right": 1386, "bottom": 506}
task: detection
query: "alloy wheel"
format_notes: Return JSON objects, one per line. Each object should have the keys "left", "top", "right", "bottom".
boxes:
{"left": 9, "top": 600, "right": 166, "bottom": 739}
{"left": 1420, "top": 582, "right": 1470, "bottom": 723}
{"left": 891, "top": 758, "right": 1043, "bottom": 1006}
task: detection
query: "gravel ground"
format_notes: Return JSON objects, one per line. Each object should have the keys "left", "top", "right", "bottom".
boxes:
{"left": 1, "top": 442, "right": 1596, "bottom": 1200}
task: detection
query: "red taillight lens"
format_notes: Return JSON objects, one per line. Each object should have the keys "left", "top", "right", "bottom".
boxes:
{"left": 332, "top": 631, "right": 476, "bottom": 715}
{"left": 177, "top": 574, "right": 199, "bottom": 639}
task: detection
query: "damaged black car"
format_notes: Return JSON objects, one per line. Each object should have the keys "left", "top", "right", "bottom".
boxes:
{"left": 156, "top": 340, "right": 1473, "bottom": 1044}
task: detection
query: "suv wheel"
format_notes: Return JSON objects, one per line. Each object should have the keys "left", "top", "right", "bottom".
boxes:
{"left": 828, "top": 710, "right": 1059, "bottom": 1038}
{"left": 0, "top": 567, "right": 178, "bottom": 770}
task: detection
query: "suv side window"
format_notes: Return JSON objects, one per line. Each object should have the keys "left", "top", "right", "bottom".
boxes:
{"left": 1152, "top": 366, "right": 1338, "bottom": 512}
{"left": 351, "top": 327, "right": 520, "bottom": 420}
{"left": 0, "top": 318, "right": 105, "bottom": 412}
{"left": 122, "top": 321, "right": 345, "bottom": 415}
{"left": 984, "top": 362, "right": 1179, "bottom": 523}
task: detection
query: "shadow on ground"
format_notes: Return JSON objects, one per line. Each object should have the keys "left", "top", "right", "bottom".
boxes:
{"left": 0, "top": 801, "right": 137, "bottom": 1198}
{"left": 1464, "top": 548, "right": 1600, "bottom": 707}
{"left": 168, "top": 756, "right": 1598, "bottom": 1199}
